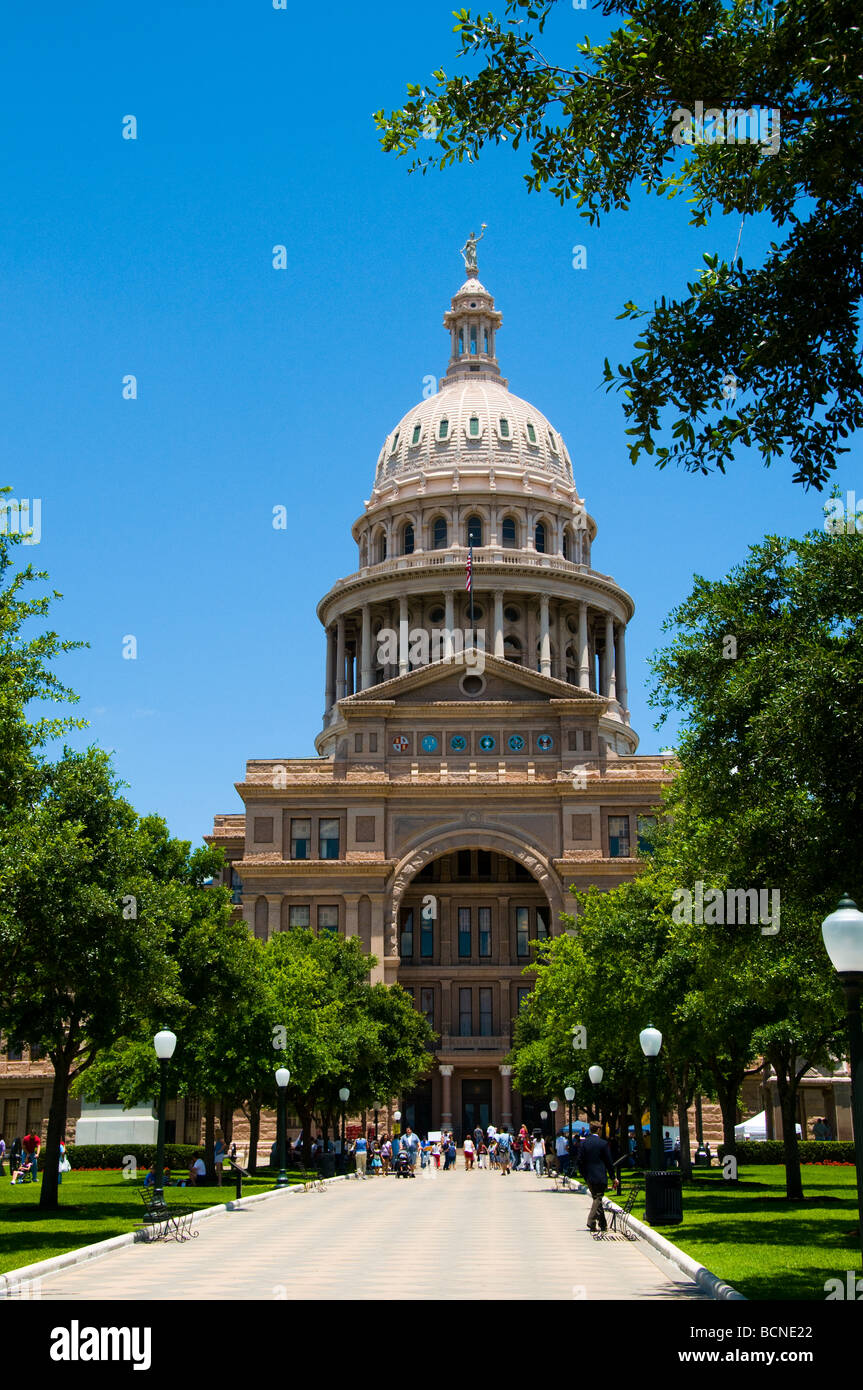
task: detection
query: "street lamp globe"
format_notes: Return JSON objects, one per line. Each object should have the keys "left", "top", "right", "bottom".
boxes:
{"left": 588, "top": 1065, "right": 604, "bottom": 1085}
{"left": 339, "top": 1086, "right": 350, "bottom": 1104}
{"left": 549, "top": 1099, "right": 558, "bottom": 1113}
{"left": 822, "top": 894, "right": 863, "bottom": 976}
{"left": 639, "top": 1025, "right": 662, "bottom": 1057}
{"left": 275, "top": 1067, "right": 290, "bottom": 1088}
{"left": 564, "top": 1086, "right": 575, "bottom": 1103}
{"left": 393, "top": 1110, "right": 401, "bottom": 1122}
{"left": 153, "top": 1029, "right": 177, "bottom": 1060}
{"left": 540, "top": 1110, "right": 548, "bottom": 1121}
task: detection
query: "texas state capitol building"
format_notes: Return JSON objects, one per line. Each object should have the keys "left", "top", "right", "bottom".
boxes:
{"left": 209, "top": 245, "right": 668, "bottom": 1139}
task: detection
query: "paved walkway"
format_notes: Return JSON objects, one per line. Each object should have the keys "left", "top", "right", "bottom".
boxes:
{"left": 27, "top": 1169, "right": 706, "bottom": 1301}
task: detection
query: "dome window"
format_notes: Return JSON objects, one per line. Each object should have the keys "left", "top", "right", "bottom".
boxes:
{"left": 403, "top": 523, "right": 415, "bottom": 555}
{"left": 468, "top": 416, "right": 480, "bottom": 437}
{"left": 438, "top": 418, "right": 450, "bottom": 440}
{"left": 432, "top": 517, "right": 448, "bottom": 550}
{"left": 535, "top": 522, "right": 547, "bottom": 553}
{"left": 504, "top": 636, "right": 523, "bottom": 665}
{"left": 470, "top": 326, "right": 478, "bottom": 355}
{"left": 499, "top": 417, "right": 510, "bottom": 438}
{"left": 429, "top": 605, "right": 445, "bottom": 623}
{"left": 502, "top": 516, "right": 518, "bottom": 548}
{"left": 548, "top": 428, "right": 558, "bottom": 453}
{"left": 504, "top": 605, "right": 520, "bottom": 622}
{"left": 458, "top": 330, "right": 465, "bottom": 353}
{"left": 411, "top": 423, "right": 422, "bottom": 446}
{"left": 467, "top": 515, "right": 483, "bottom": 547}
{"left": 390, "top": 431, "right": 400, "bottom": 454}
{"left": 484, "top": 328, "right": 489, "bottom": 353}
{"left": 526, "top": 422, "right": 537, "bottom": 445}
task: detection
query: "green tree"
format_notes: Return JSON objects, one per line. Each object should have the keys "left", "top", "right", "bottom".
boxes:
{"left": 375, "top": 0, "right": 863, "bottom": 488}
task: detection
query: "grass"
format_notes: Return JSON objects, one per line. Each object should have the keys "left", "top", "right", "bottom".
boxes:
{"left": 0, "top": 1168, "right": 308, "bottom": 1276}
{"left": 617, "top": 1164, "right": 861, "bottom": 1300}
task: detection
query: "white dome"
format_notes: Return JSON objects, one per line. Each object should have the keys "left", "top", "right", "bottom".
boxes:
{"left": 374, "top": 378, "right": 575, "bottom": 488}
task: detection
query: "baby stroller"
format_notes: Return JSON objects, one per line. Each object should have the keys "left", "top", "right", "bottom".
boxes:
{"left": 395, "top": 1148, "right": 415, "bottom": 1178}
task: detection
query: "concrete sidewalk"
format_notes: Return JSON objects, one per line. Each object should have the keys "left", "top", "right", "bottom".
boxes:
{"left": 21, "top": 1167, "right": 707, "bottom": 1301}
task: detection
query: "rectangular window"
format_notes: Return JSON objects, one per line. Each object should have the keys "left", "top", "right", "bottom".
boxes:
{"left": 420, "top": 903, "right": 434, "bottom": 958}
{"left": 420, "top": 987, "right": 435, "bottom": 1028}
{"left": 29, "top": 1043, "right": 45, "bottom": 1061}
{"left": 458, "top": 907, "right": 472, "bottom": 958}
{"left": 608, "top": 815, "right": 631, "bottom": 858}
{"left": 477, "top": 850, "right": 492, "bottom": 879}
{"left": 291, "top": 818, "right": 311, "bottom": 860}
{"left": 26, "top": 1099, "right": 41, "bottom": 1132}
{"left": 478, "top": 906, "right": 491, "bottom": 957}
{"left": 253, "top": 816, "right": 273, "bottom": 843}
{"left": 517, "top": 986, "right": 531, "bottom": 1012}
{"left": 230, "top": 868, "right": 243, "bottom": 904}
{"left": 637, "top": 815, "right": 657, "bottom": 854}
{"left": 354, "top": 733, "right": 364, "bottom": 753}
{"left": 403, "top": 986, "right": 414, "bottom": 1005}
{"left": 459, "top": 987, "right": 472, "bottom": 1036}
{"left": 2, "top": 1098, "right": 19, "bottom": 1137}
{"left": 479, "top": 987, "right": 493, "bottom": 1036}
{"left": 400, "top": 907, "right": 414, "bottom": 961}
{"left": 536, "top": 905, "right": 550, "bottom": 941}
{"left": 369, "top": 733, "right": 378, "bottom": 752}
{"left": 516, "top": 907, "right": 530, "bottom": 957}
{"left": 457, "top": 849, "right": 471, "bottom": 877}
{"left": 319, "top": 818, "right": 340, "bottom": 859}
{"left": 317, "top": 906, "right": 338, "bottom": 934}
{"left": 6, "top": 1041, "right": 23, "bottom": 1061}
{"left": 583, "top": 730, "right": 592, "bottom": 752}
{"left": 288, "top": 905, "right": 310, "bottom": 930}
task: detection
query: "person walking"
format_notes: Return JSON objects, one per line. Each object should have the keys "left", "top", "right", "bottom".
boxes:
{"left": 496, "top": 1127, "right": 513, "bottom": 1175}
{"left": 578, "top": 1122, "right": 619, "bottom": 1233}
{"left": 381, "top": 1135, "right": 392, "bottom": 1175}
{"left": 401, "top": 1125, "right": 420, "bottom": 1171}
{"left": 473, "top": 1124, "right": 484, "bottom": 1154}
{"left": 353, "top": 1132, "right": 368, "bottom": 1178}
{"left": 214, "top": 1135, "right": 227, "bottom": 1186}
{"left": 0, "top": 1134, "right": 5, "bottom": 1178}
{"left": 555, "top": 1129, "right": 570, "bottom": 1175}
{"left": 663, "top": 1130, "right": 674, "bottom": 1165}
{"left": 463, "top": 1134, "right": 475, "bottom": 1170}
{"left": 477, "top": 1139, "right": 488, "bottom": 1169}
{"left": 531, "top": 1131, "right": 547, "bottom": 1177}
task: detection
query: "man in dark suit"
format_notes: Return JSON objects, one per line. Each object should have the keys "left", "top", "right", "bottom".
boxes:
{"left": 577, "top": 1122, "right": 620, "bottom": 1233}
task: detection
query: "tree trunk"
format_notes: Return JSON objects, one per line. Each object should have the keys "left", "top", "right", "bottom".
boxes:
{"left": 709, "top": 1063, "right": 743, "bottom": 1154}
{"left": 204, "top": 1097, "right": 216, "bottom": 1180}
{"left": 676, "top": 1085, "right": 693, "bottom": 1180}
{"left": 248, "top": 1098, "right": 261, "bottom": 1173}
{"left": 39, "top": 1054, "right": 71, "bottom": 1212}
{"left": 219, "top": 1095, "right": 234, "bottom": 1147}
{"left": 772, "top": 1058, "right": 804, "bottom": 1201}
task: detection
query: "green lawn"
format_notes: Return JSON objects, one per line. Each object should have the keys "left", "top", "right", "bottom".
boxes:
{"left": 0, "top": 1168, "right": 307, "bottom": 1277}
{"left": 618, "top": 1164, "right": 861, "bottom": 1300}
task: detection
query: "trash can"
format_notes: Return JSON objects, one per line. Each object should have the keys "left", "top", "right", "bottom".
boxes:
{"left": 644, "top": 1169, "right": 683, "bottom": 1225}
{"left": 320, "top": 1152, "right": 336, "bottom": 1180}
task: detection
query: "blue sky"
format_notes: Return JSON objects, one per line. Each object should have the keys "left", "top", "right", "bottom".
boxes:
{"left": 3, "top": 1, "right": 856, "bottom": 844}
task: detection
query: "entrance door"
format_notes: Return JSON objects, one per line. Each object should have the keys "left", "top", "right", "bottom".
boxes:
{"left": 461, "top": 1079, "right": 492, "bottom": 1143}
{"left": 403, "top": 1081, "right": 433, "bottom": 1138}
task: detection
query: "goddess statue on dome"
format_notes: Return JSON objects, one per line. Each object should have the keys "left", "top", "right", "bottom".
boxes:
{"left": 460, "top": 224, "right": 487, "bottom": 276}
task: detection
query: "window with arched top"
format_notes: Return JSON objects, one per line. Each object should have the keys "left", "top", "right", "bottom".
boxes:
{"left": 470, "top": 326, "right": 477, "bottom": 355}
{"left": 438, "top": 418, "right": 450, "bottom": 440}
{"left": 467, "top": 515, "right": 483, "bottom": 547}
{"left": 526, "top": 422, "right": 537, "bottom": 445}
{"left": 403, "top": 523, "right": 415, "bottom": 555}
{"left": 562, "top": 529, "right": 571, "bottom": 561}
{"left": 411, "top": 423, "right": 422, "bottom": 446}
{"left": 458, "top": 330, "right": 464, "bottom": 353}
{"left": 502, "top": 515, "right": 517, "bottom": 548}
{"left": 376, "top": 531, "right": 388, "bottom": 564}
{"left": 468, "top": 416, "right": 480, "bottom": 437}
{"left": 432, "top": 517, "right": 448, "bottom": 549}
{"left": 484, "top": 327, "right": 489, "bottom": 353}
{"left": 535, "top": 522, "right": 547, "bottom": 553}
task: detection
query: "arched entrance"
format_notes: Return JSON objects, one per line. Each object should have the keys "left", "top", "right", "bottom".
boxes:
{"left": 390, "top": 838, "right": 563, "bottom": 1139}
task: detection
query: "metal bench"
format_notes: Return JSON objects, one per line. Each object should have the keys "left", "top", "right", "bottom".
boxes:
{"left": 606, "top": 1182, "right": 641, "bottom": 1238}
{"left": 138, "top": 1188, "right": 198, "bottom": 1242}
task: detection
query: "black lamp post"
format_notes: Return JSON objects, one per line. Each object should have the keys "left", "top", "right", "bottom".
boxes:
{"left": 339, "top": 1086, "right": 350, "bottom": 1174}
{"left": 152, "top": 1029, "right": 177, "bottom": 1202}
{"left": 821, "top": 894, "right": 863, "bottom": 1266}
{"left": 373, "top": 1101, "right": 381, "bottom": 1140}
{"left": 564, "top": 1085, "right": 575, "bottom": 1172}
{"left": 549, "top": 1098, "right": 558, "bottom": 1150}
{"left": 640, "top": 1025, "right": 663, "bottom": 1172}
{"left": 275, "top": 1067, "right": 290, "bottom": 1187}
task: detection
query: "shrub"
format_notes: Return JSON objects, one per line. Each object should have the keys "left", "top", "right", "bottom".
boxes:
{"left": 66, "top": 1144, "right": 202, "bottom": 1170}
{"left": 718, "top": 1140, "right": 856, "bottom": 1166}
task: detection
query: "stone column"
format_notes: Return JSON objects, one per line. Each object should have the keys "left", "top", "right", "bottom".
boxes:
{"left": 493, "top": 590, "right": 504, "bottom": 659}
{"left": 440, "top": 1065, "right": 454, "bottom": 1132}
{"left": 444, "top": 589, "right": 455, "bottom": 660}
{"left": 499, "top": 1065, "right": 513, "bottom": 1131}
{"left": 578, "top": 602, "right": 590, "bottom": 690}
{"left": 527, "top": 603, "right": 537, "bottom": 673}
{"left": 399, "top": 594, "right": 409, "bottom": 674}
{"left": 343, "top": 893, "right": 360, "bottom": 940}
{"left": 604, "top": 613, "right": 616, "bottom": 701}
{"left": 346, "top": 637, "right": 355, "bottom": 695}
{"left": 361, "top": 604, "right": 372, "bottom": 690}
{"left": 369, "top": 894, "right": 389, "bottom": 984}
{"left": 266, "top": 895, "right": 281, "bottom": 941}
{"left": 336, "top": 615, "right": 346, "bottom": 701}
{"left": 615, "top": 622, "right": 628, "bottom": 712}
{"left": 540, "top": 593, "right": 551, "bottom": 676}
{"left": 325, "top": 625, "right": 336, "bottom": 714}
{"left": 498, "top": 896, "right": 511, "bottom": 965}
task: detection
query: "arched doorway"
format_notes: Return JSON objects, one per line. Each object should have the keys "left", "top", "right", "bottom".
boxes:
{"left": 390, "top": 841, "right": 563, "bottom": 1138}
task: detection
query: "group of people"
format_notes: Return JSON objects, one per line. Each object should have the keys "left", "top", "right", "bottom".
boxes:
{"left": 2, "top": 1130, "right": 44, "bottom": 1184}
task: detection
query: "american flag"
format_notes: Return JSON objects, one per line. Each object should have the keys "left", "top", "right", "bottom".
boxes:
{"left": 465, "top": 546, "right": 473, "bottom": 592}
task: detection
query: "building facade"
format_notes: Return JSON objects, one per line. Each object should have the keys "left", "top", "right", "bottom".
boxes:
{"left": 208, "top": 255, "right": 669, "bottom": 1138}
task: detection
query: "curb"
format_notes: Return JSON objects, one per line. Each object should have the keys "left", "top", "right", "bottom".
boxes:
{"left": 600, "top": 1195, "right": 746, "bottom": 1300}
{"left": 0, "top": 1173, "right": 348, "bottom": 1296}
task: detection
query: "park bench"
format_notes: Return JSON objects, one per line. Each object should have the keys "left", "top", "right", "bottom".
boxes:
{"left": 138, "top": 1188, "right": 198, "bottom": 1243}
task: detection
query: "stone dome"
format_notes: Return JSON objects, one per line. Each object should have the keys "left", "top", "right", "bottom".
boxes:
{"left": 373, "top": 378, "right": 576, "bottom": 488}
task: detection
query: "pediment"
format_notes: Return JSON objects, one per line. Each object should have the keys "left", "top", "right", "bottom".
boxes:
{"left": 342, "top": 651, "right": 606, "bottom": 710}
